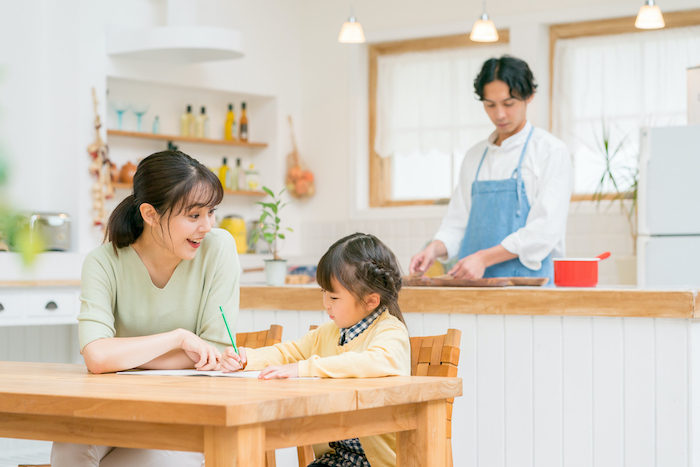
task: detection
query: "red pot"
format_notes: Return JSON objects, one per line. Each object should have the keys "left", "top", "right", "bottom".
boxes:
{"left": 553, "top": 252, "right": 611, "bottom": 287}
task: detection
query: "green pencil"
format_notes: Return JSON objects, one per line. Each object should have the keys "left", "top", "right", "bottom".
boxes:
{"left": 219, "top": 306, "right": 239, "bottom": 356}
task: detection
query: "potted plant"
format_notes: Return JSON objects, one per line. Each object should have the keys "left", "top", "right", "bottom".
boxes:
{"left": 252, "top": 187, "right": 293, "bottom": 286}
{"left": 587, "top": 120, "right": 639, "bottom": 284}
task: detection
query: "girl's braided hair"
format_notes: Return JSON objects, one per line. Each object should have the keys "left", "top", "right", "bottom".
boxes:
{"left": 317, "top": 233, "right": 406, "bottom": 327}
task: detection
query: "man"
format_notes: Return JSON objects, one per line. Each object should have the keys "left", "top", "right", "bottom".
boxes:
{"left": 409, "top": 55, "right": 573, "bottom": 281}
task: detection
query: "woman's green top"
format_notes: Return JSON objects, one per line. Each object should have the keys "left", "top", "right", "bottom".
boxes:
{"left": 78, "top": 228, "right": 240, "bottom": 352}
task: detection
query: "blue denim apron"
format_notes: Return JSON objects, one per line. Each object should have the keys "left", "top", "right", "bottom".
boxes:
{"left": 457, "top": 128, "right": 554, "bottom": 280}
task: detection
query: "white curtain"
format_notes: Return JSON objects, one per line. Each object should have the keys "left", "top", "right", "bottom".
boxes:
{"left": 375, "top": 44, "right": 509, "bottom": 199}
{"left": 375, "top": 44, "right": 509, "bottom": 159}
{"left": 552, "top": 26, "right": 700, "bottom": 194}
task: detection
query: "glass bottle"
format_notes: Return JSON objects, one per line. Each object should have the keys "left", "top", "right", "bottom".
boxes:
{"left": 239, "top": 102, "right": 248, "bottom": 142}
{"left": 224, "top": 103, "right": 236, "bottom": 141}
{"left": 152, "top": 115, "right": 160, "bottom": 134}
{"left": 196, "top": 106, "right": 208, "bottom": 139}
{"left": 180, "top": 105, "right": 192, "bottom": 136}
{"left": 237, "top": 158, "right": 245, "bottom": 191}
{"left": 219, "top": 157, "right": 230, "bottom": 190}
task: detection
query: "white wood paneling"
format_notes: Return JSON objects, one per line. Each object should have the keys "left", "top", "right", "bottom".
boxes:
{"left": 533, "top": 316, "right": 563, "bottom": 467}
{"left": 592, "top": 317, "right": 624, "bottom": 467}
{"left": 477, "top": 315, "right": 506, "bottom": 466}
{"left": 655, "top": 318, "right": 689, "bottom": 466}
{"left": 623, "top": 318, "right": 655, "bottom": 467}
{"left": 504, "top": 315, "right": 534, "bottom": 467}
{"left": 450, "top": 313, "right": 477, "bottom": 467}
{"left": 562, "top": 317, "right": 593, "bottom": 467}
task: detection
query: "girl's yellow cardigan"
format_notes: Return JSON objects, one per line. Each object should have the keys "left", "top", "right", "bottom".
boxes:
{"left": 244, "top": 310, "right": 411, "bottom": 467}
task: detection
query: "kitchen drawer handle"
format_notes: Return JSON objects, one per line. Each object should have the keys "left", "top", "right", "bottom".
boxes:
{"left": 45, "top": 301, "right": 58, "bottom": 311}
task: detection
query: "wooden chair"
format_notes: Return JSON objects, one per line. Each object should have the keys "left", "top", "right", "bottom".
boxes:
{"left": 236, "top": 324, "right": 284, "bottom": 467}
{"left": 296, "top": 327, "right": 462, "bottom": 467}
{"left": 236, "top": 324, "right": 283, "bottom": 349}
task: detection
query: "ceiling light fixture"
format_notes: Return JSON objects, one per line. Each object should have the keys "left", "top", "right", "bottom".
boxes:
{"left": 635, "top": 0, "right": 665, "bottom": 29}
{"left": 338, "top": 6, "right": 365, "bottom": 43}
{"left": 470, "top": 0, "right": 499, "bottom": 42}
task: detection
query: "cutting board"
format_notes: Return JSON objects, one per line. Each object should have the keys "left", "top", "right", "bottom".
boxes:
{"left": 403, "top": 276, "right": 549, "bottom": 287}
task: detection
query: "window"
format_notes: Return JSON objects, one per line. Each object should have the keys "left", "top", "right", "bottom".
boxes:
{"left": 550, "top": 11, "right": 700, "bottom": 197}
{"left": 369, "top": 33, "right": 509, "bottom": 207}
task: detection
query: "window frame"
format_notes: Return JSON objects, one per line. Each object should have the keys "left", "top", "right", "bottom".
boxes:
{"left": 549, "top": 9, "right": 700, "bottom": 201}
{"left": 368, "top": 31, "right": 510, "bottom": 208}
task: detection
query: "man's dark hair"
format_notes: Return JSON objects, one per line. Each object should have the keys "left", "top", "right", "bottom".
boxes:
{"left": 474, "top": 55, "right": 537, "bottom": 101}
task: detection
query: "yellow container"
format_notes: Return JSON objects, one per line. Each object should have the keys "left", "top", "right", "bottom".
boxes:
{"left": 220, "top": 215, "right": 247, "bottom": 254}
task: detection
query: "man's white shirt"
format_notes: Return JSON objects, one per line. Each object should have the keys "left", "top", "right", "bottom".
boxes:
{"left": 433, "top": 121, "right": 573, "bottom": 271}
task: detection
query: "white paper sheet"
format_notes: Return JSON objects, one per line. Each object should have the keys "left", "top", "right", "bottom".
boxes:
{"left": 116, "top": 369, "right": 319, "bottom": 379}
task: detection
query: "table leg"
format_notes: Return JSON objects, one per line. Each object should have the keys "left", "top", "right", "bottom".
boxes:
{"left": 204, "top": 424, "right": 265, "bottom": 467}
{"left": 396, "top": 400, "right": 446, "bottom": 467}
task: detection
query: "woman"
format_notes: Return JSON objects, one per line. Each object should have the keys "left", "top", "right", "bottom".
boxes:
{"left": 51, "top": 150, "right": 240, "bottom": 467}
{"left": 410, "top": 56, "right": 573, "bottom": 281}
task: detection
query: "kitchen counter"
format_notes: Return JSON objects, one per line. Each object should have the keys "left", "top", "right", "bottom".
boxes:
{"left": 240, "top": 285, "right": 698, "bottom": 319}
{"left": 2, "top": 281, "right": 695, "bottom": 319}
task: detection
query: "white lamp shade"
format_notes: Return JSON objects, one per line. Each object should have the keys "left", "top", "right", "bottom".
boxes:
{"left": 470, "top": 18, "right": 499, "bottom": 42}
{"left": 635, "top": 4, "right": 665, "bottom": 29}
{"left": 338, "top": 20, "right": 365, "bottom": 43}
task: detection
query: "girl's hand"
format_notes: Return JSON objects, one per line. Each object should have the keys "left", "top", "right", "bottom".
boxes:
{"left": 221, "top": 347, "right": 247, "bottom": 372}
{"left": 259, "top": 362, "right": 299, "bottom": 380}
{"left": 178, "top": 329, "right": 222, "bottom": 371}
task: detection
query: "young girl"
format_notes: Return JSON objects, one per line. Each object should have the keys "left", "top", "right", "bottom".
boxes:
{"left": 51, "top": 150, "right": 240, "bottom": 467}
{"left": 222, "top": 233, "right": 410, "bottom": 467}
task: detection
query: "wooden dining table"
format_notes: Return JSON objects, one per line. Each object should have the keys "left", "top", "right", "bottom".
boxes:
{"left": 0, "top": 362, "right": 462, "bottom": 466}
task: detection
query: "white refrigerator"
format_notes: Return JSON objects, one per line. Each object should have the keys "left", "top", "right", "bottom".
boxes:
{"left": 637, "top": 125, "right": 700, "bottom": 287}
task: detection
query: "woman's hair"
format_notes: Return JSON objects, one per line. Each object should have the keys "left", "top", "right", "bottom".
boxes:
{"left": 106, "top": 150, "right": 223, "bottom": 253}
{"left": 474, "top": 55, "right": 537, "bottom": 101}
{"left": 317, "top": 233, "right": 406, "bottom": 327}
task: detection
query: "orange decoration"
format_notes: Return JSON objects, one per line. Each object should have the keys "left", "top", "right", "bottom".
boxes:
{"left": 285, "top": 116, "right": 315, "bottom": 199}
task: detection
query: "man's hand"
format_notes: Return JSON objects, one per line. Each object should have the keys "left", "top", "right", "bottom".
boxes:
{"left": 447, "top": 252, "right": 487, "bottom": 279}
{"left": 409, "top": 240, "right": 447, "bottom": 274}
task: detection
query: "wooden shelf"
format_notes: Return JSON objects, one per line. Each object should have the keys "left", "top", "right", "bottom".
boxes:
{"left": 107, "top": 129, "right": 268, "bottom": 148}
{"left": 112, "top": 182, "right": 266, "bottom": 197}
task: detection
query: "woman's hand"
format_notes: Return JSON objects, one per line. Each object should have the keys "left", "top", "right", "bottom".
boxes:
{"left": 178, "top": 329, "right": 222, "bottom": 371}
{"left": 448, "top": 253, "right": 487, "bottom": 279}
{"left": 221, "top": 347, "right": 247, "bottom": 372}
{"left": 259, "top": 362, "right": 299, "bottom": 380}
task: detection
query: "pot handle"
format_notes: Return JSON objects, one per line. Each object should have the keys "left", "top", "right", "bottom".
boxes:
{"left": 596, "top": 252, "right": 611, "bottom": 261}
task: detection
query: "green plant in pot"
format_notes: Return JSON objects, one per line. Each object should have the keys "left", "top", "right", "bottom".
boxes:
{"left": 586, "top": 119, "right": 639, "bottom": 284}
{"left": 251, "top": 187, "right": 293, "bottom": 286}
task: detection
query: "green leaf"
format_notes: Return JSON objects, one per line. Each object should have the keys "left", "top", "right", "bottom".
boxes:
{"left": 275, "top": 217, "right": 280, "bottom": 224}
{"left": 263, "top": 233, "right": 275, "bottom": 243}
{"left": 287, "top": 227, "right": 294, "bottom": 232}
{"left": 263, "top": 186, "right": 274, "bottom": 198}
{"left": 278, "top": 233, "right": 285, "bottom": 240}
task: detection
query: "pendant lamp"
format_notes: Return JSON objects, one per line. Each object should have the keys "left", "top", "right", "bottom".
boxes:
{"left": 470, "top": 0, "right": 499, "bottom": 42}
{"left": 338, "top": 7, "right": 365, "bottom": 43}
{"left": 635, "top": 0, "right": 665, "bottom": 29}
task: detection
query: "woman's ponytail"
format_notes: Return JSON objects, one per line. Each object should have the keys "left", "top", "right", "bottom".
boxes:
{"left": 106, "top": 194, "right": 143, "bottom": 253}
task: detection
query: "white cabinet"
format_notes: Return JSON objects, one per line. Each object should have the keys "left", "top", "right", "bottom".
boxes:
{"left": 0, "top": 290, "right": 24, "bottom": 325}
{"left": 0, "top": 288, "right": 80, "bottom": 327}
